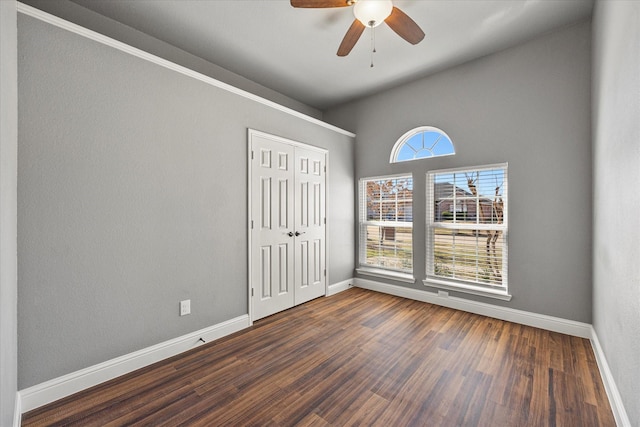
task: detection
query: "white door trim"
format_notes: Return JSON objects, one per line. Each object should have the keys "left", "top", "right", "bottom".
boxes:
{"left": 247, "top": 129, "right": 328, "bottom": 324}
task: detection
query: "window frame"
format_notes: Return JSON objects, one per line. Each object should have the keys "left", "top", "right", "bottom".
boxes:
{"left": 357, "top": 173, "right": 415, "bottom": 283}
{"left": 390, "top": 126, "right": 455, "bottom": 163}
{"left": 424, "top": 163, "right": 511, "bottom": 300}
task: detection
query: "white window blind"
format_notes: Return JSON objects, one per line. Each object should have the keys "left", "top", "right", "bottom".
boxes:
{"left": 359, "top": 175, "right": 413, "bottom": 273}
{"left": 426, "top": 164, "right": 508, "bottom": 291}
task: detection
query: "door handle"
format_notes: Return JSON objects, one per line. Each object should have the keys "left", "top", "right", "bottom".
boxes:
{"left": 295, "top": 231, "right": 305, "bottom": 236}
{"left": 287, "top": 231, "right": 294, "bottom": 237}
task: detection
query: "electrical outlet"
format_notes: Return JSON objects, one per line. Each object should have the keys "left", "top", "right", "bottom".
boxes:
{"left": 438, "top": 290, "right": 449, "bottom": 298}
{"left": 180, "top": 299, "right": 191, "bottom": 316}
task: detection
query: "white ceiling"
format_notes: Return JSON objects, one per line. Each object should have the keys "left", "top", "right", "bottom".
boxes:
{"left": 69, "top": 0, "right": 593, "bottom": 110}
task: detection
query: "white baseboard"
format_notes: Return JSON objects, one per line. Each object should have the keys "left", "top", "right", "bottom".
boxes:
{"left": 13, "top": 392, "right": 21, "bottom": 427}
{"left": 590, "top": 328, "right": 631, "bottom": 427}
{"left": 327, "top": 278, "right": 354, "bottom": 296}
{"left": 354, "top": 278, "right": 592, "bottom": 338}
{"left": 19, "top": 314, "right": 250, "bottom": 413}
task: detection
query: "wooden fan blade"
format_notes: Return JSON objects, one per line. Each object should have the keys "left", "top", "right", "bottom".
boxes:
{"left": 337, "top": 19, "right": 365, "bottom": 56}
{"left": 290, "top": 0, "right": 350, "bottom": 8}
{"left": 385, "top": 7, "right": 425, "bottom": 45}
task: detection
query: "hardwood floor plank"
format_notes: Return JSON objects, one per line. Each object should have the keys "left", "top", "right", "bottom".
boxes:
{"left": 341, "top": 391, "right": 390, "bottom": 426}
{"left": 22, "top": 288, "right": 616, "bottom": 426}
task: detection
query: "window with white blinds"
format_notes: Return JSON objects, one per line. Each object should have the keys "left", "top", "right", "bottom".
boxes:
{"left": 359, "top": 175, "right": 413, "bottom": 275}
{"left": 425, "top": 164, "right": 509, "bottom": 298}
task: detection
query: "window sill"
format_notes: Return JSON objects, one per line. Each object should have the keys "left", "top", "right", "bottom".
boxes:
{"left": 423, "top": 277, "right": 512, "bottom": 301}
{"left": 356, "top": 267, "right": 415, "bottom": 284}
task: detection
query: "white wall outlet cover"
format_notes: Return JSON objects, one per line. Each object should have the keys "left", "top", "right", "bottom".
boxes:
{"left": 438, "top": 290, "right": 449, "bottom": 298}
{"left": 180, "top": 299, "right": 191, "bottom": 316}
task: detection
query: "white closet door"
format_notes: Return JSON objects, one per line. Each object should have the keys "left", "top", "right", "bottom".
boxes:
{"left": 250, "top": 135, "right": 295, "bottom": 321}
{"left": 294, "top": 147, "right": 326, "bottom": 305}
{"left": 249, "top": 131, "right": 326, "bottom": 321}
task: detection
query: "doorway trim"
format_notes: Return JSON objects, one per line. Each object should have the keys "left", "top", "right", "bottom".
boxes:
{"left": 247, "top": 129, "right": 329, "bottom": 324}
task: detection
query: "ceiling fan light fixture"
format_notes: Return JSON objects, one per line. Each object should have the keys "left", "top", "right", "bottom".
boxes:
{"left": 353, "top": 0, "right": 393, "bottom": 28}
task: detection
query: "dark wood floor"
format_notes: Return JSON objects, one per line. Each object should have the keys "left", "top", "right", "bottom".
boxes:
{"left": 23, "top": 287, "right": 615, "bottom": 426}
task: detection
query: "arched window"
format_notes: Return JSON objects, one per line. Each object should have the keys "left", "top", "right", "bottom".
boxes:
{"left": 390, "top": 126, "right": 455, "bottom": 163}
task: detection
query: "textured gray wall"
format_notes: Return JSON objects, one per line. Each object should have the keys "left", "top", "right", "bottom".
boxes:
{"left": 0, "top": 0, "right": 18, "bottom": 426}
{"left": 18, "top": 14, "right": 354, "bottom": 389}
{"left": 20, "top": 0, "right": 323, "bottom": 120}
{"left": 592, "top": 1, "right": 640, "bottom": 425}
{"left": 326, "top": 21, "right": 593, "bottom": 322}
{"left": 0, "top": 0, "right": 19, "bottom": 425}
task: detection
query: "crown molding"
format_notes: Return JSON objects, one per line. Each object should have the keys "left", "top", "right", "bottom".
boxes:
{"left": 16, "top": 2, "right": 356, "bottom": 139}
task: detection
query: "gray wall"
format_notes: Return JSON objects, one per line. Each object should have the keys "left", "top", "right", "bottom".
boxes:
{"left": 20, "top": 0, "right": 323, "bottom": 120}
{"left": 18, "top": 14, "right": 354, "bottom": 389}
{"left": 592, "top": 1, "right": 640, "bottom": 425}
{"left": 326, "top": 21, "right": 593, "bottom": 322}
{"left": 0, "top": 0, "right": 19, "bottom": 425}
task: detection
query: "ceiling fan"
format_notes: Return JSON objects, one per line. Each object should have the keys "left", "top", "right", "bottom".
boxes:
{"left": 290, "top": 0, "right": 425, "bottom": 57}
